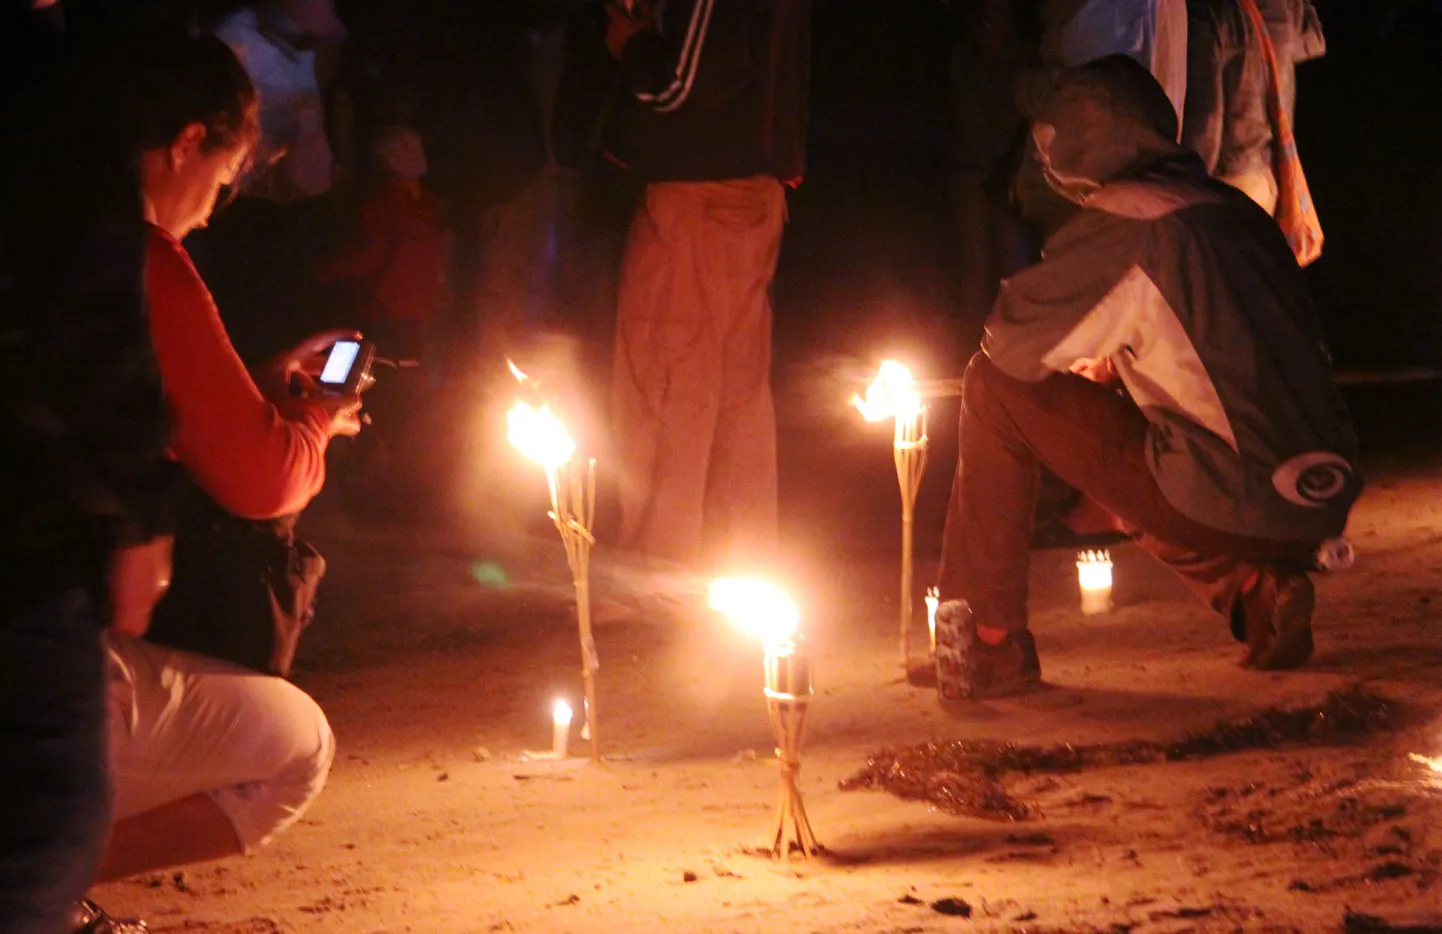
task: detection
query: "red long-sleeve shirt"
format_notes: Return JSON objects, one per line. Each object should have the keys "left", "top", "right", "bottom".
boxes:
{"left": 146, "top": 226, "right": 328, "bottom": 519}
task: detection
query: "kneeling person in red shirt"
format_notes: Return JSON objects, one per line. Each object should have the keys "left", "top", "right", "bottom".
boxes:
{"left": 82, "top": 37, "right": 361, "bottom": 926}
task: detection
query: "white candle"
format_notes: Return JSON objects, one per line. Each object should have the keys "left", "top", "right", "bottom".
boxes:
{"left": 1077, "top": 550, "right": 1113, "bottom": 616}
{"left": 925, "top": 587, "right": 939, "bottom": 656}
{"left": 552, "top": 700, "right": 573, "bottom": 759}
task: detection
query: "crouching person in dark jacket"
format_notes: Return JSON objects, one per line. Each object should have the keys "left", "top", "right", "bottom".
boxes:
{"left": 934, "top": 56, "right": 1360, "bottom": 700}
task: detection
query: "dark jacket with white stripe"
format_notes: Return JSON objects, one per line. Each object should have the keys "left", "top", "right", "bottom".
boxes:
{"left": 985, "top": 58, "right": 1359, "bottom": 544}
{"left": 609, "top": 0, "right": 811, "bottom": 184}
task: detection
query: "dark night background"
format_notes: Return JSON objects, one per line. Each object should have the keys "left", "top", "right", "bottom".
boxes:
{"left": 21, "top": 0, "right": 1441, "bottom": 373}
{"left": 760, "top": 0, "right": 1442, "bottom": 558}
{"left": 96, "top": 0, "right": 1442, "bottom": 542}
{"left": 772, "top": 1, "right": 1442, "bottom": 376}
{"left": 7, "top": 0, "right": 1440, "bottom": 461}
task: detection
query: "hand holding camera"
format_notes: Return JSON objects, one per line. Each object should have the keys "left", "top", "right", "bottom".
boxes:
{"left": 264, "top": 329, "right": 374, "bottom": 438}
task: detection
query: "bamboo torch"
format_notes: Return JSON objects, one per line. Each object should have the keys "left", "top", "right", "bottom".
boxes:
{"left": 507, "top": 397, "right": 601, "bottom": 761}
{"left": 710, "top": 578, "right": 821, "bottom": 859}
{"left": 852, "top": 361, "right": 928, "bottom": 668}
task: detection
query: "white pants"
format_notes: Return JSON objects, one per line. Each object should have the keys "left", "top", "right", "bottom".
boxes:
{"left": 105, "top": 636, "right": 335, "bottom": 851}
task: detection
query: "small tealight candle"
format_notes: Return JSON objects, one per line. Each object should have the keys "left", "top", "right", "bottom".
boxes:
{"left": 1077, "top": 550, "right": 1113, "bottom": 616}
{"left": 925, "top": 587, "right": 939, "bottom": 656}
{"left": 552, "top": 700, "right": 573, "bottom": 759}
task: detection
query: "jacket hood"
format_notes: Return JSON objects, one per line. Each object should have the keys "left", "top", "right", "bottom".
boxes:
{"left": 1023, "top": 54, "right": 1186, "bottom": 205}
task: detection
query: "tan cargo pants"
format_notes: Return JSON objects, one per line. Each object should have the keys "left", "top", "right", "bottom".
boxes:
{"left": 611, "top": 176, "right": 787, "bottom": 569}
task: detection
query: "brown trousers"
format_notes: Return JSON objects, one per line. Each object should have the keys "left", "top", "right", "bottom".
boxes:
{"left": 611, "top": 176, "right": 786, "bottom": 568}
{"left": 938, "top": 354, "right": 1317, "bottom": 633}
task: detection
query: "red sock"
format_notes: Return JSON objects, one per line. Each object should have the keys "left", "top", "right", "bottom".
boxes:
{"left": 976, "top": 624, "right": 1010, "bottom": 646}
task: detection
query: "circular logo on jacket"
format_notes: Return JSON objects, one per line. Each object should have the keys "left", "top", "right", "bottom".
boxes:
{"left": 1272, "top": 452, "right": 1355, "bottom": 509}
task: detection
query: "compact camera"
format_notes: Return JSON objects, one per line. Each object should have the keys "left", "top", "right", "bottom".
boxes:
{"left": 316, "top": 339, "right": 377, "bottom": 396}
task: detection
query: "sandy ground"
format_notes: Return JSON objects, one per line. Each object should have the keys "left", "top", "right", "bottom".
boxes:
{"left": 90, "top": 411, "right": 1442, "bottom": 934}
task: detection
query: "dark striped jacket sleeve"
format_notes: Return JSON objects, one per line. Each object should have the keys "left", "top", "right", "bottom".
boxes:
{"left": 620, "top": 0, "right": 732, "bottom": 114}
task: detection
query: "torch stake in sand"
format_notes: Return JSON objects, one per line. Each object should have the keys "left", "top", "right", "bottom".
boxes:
{"left": 854, "top": 362, "right": 929, "bottom": 668}
{"left": 549, "top": 455, "right": 599, "bottom": 760}
{"left": 508, "top": 398, "right": 602, "bottom": 761}
{"left": 894, "top": 406, "right": 928, "bottom": 667}
{"left": 711, "top": 579, "right": 821, "bottom": 860}
{"left": 764, "top": 642, "right": 819, "bottom": 859}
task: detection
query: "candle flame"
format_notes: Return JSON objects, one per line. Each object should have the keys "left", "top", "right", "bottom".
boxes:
{"left": 507, "top": 400, "right": 575, "bottom": 469}
{"left": 851, "top": 360, "right": 922, "bottom": 422}
{"left": 709, "top": 577, "right": 800, "bottom": 645}
{"left": 1077, "top": 550, "right": 1113, "bottom": 591}
{"left": 553, "top": 699, "right": 574, "bottom": 726}
{"left": 1411, "top": 753, "right": 1442, "bottom": 774}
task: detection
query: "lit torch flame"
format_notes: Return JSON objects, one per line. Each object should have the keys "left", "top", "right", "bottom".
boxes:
{"left": 507, "top": 400, "right": 575, "bottom": 470}
{"left": 709, "top": 577, "right": 800, "bottom": 647}
{"left": 1411, "top": 753, "right": 1442, "bottom": 774}
{"left": 851, "top": 360, "right": 922, "bottom": 422}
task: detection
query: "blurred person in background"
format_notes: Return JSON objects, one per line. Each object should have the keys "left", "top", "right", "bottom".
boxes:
{"left": 399, "top": 1, "right": 552, "bottom": 377}
{"left": 316, "top": 124, "right": 451, "bottom": 489}
{"left": 317, "top": 125, "right": 450, "bottom": 368}
{"left": 1040, "top": 0, "right": 1190, "bottom": 125}
{"left": 198, "top": 0, "right": 349, "bottom": 364}
{"left": 1182, "top": 0, "right": 1325, "bottom": 215}
{"left": 211, "top": 0, "right": 346, "bottom": 203}
{"left": 947, "top": 0, "right": 1043, "bottom": 337}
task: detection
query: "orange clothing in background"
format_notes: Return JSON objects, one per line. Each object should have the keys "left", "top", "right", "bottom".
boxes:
{"left": 316, "top": 179, "right": 451, "bottom": 324}
{"left": 145, "top": 226, "right": 329, "bottom": 519}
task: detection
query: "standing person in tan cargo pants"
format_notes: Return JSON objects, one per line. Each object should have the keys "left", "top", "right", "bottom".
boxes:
{"left": 602, "top": 0, "right": 812, "bottom": 571}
